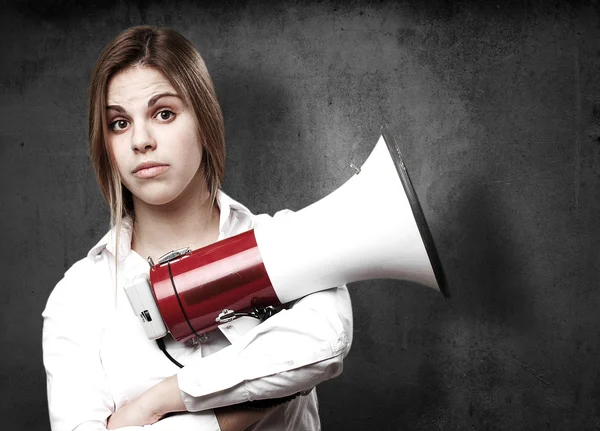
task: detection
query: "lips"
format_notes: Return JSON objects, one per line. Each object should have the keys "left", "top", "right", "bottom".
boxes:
{"left": 133, "top": 161, "right": 169, "bottom": 179}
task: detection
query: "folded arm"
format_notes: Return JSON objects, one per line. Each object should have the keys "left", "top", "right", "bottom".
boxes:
{"left": 43, "top": 262, "right": 260, "bottom": 431}
{"left": 131, "top": 285, "right": 353, "bottom": 416}
{"left": 43, "top": 262, "right": 352, "bottom": 429}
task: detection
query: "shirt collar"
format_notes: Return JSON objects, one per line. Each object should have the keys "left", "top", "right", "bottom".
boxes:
{"left": 86, "top": 190, "right": 250, "bottom": 261}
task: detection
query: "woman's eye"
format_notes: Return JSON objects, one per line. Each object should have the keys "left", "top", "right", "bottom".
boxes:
{"left": 157, "top": 110, "right": 175, "bottom": 121}
{"left": 110, "top": 119, "right": 129, "bottom": 131}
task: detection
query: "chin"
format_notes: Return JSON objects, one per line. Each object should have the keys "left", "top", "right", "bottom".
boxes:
{"left": 144, "top": 194, "right": 182, "bottom": 207}
{"left": 130, "top": 177, "right": 202, "bottom": 208}
{"left": 133, "top": 188, "right": 183, "bottom": 207}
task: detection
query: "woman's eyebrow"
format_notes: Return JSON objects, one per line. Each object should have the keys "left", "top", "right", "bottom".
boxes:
{"left": 106, "top": 93, "right": 181, "bottom": 113}
{"left": 147, "top": 92, "right": 181, "bottom": 107}
{"left": 106, "top": 104, "right": 125, "bottom": 113}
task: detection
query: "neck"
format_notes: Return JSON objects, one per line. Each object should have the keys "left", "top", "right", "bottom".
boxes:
{"left": 130, "top": 185, "right": 220, "bottom": 262}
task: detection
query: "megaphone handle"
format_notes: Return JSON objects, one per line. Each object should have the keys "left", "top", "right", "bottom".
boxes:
{"left": 215, "top": 306, "right": 280, "bottom": 324}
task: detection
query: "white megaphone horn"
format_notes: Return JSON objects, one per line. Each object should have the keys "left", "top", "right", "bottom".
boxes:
{"left": 125, "top": 127, "right": 449, "bottom": 342}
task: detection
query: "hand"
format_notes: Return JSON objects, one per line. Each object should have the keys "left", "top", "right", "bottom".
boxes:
{"left": 107, "top": 396, "right": 162, "bottom": 429}
{"left": 107, "top": 375, "right": 185, "bottom": 429}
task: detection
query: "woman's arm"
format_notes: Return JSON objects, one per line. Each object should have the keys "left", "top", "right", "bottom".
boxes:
{"left": 107, "top": 377, "right": 273, "bottom": 431}
{"left": 42, "top": 260, "right": 226, "bottom": 431}
{"left": 179, "top": 285, "right": 353, "bottom": 411}
{"left": 108, "top": 284, "right": 352, "bottom": 423}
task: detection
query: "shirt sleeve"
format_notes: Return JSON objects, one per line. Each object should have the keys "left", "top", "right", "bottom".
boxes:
{"left": 42, "top": 260, "right": 221, "bottom": 431}
{"left": 178, "top": 284, "right": 353, "bottom": 411}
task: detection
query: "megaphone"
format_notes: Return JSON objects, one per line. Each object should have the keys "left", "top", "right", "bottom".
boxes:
{"left": 125, "top": 129, "right": 449, "bottom": 342}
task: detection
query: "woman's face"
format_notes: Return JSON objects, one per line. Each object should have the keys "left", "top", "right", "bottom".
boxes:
{"left": 106, "top": 66, "right": 205, "bottom": 209}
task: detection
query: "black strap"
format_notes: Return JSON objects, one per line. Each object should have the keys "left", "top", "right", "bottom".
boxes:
{"left": 156, "top": 338, "right": 184, "bottom": 368}
{"left": 167, "top": 262, "right": 202, "bottom": 339}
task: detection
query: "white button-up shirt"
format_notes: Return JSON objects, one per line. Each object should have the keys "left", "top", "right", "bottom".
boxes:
{"left": 42, "top": 191, "right": 353, "bottom": 431}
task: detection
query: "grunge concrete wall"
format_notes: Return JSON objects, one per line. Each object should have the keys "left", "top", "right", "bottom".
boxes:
{"left": 1, "top": 1, "right": 599, "bottom": 429}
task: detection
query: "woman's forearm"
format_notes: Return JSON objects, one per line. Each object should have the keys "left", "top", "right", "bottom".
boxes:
{"left": 148, "top": 375, "right": 273, "bottom": 430}
{"left": 107, "top": 376, "right": 184, "bottom": 429}
{"left": 145, "top": 375, "right": 187, "bottom": 417}
{"left": 108, "top": 375, "right": 272, "bottom": 430}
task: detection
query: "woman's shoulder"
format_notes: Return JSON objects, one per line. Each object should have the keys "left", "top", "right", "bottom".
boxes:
{"left": 63, "top": 254, "right": 108, "bottom": 284}
{"left": 251, "top": 208, "right": 293, "bottom": 225}
{"left": 43, "top": 254, "right": 111, "bottom": 318}
{"left": 234, "top": 205, "right": 294, "bottom": 233}
{"left": 219, "top": 190, "right": 295, "bottom": 232}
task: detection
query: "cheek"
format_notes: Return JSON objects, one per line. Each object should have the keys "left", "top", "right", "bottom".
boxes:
{"left": 175, "top": 129, "right": 204, "bottom": 167}
{"left": 192, "top": 131, "right": 205, "bottom": 165}
{"left": 109, "top": 139, "right": 129, "bottom": 175}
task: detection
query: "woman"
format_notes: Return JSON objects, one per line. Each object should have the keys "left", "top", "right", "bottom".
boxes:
{"left": 42, "top": 26, "right": 352, "bottom": 431}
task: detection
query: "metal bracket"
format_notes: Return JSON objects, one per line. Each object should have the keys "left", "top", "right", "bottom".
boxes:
{"left": 350, "top": 163, "right": 361, "bottom": 175}
{"left": 215, "top": 309, "right": 237, "bottom": 324}
{"left": 157, "top": 247, "right": 192, "bottom": 265}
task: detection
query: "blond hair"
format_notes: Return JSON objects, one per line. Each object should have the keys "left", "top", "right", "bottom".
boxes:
{"left": 88, "top": 26, "right": 225, "bottom": 230}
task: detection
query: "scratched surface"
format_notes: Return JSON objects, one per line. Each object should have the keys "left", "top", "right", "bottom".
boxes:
{"left": 1, "top": 1, "right": 599, "bottom": 430}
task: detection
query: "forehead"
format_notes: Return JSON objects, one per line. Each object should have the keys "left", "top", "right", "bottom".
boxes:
{"left": 107, "top": 66, "right": 176, "bottom": 104}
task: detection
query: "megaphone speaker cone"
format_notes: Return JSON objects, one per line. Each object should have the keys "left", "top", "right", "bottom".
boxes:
{"left": 381, "top": 128, "right": 450, "bottom": 298}
{"left": 255, "top": 130, "right": 450, "bottom": 302}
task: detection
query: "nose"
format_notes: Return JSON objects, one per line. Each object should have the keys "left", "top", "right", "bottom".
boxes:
{"left": 131, "top": 122, "right": 157, "bottom": 153}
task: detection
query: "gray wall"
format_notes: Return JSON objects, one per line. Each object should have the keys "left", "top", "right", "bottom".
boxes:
{"left": 1, "top": 1, "right": 599, "bottom": 429}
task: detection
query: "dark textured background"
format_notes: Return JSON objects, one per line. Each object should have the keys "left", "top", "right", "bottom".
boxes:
{"left": 1, "top": 0, "right": 599, "bottom": 429}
